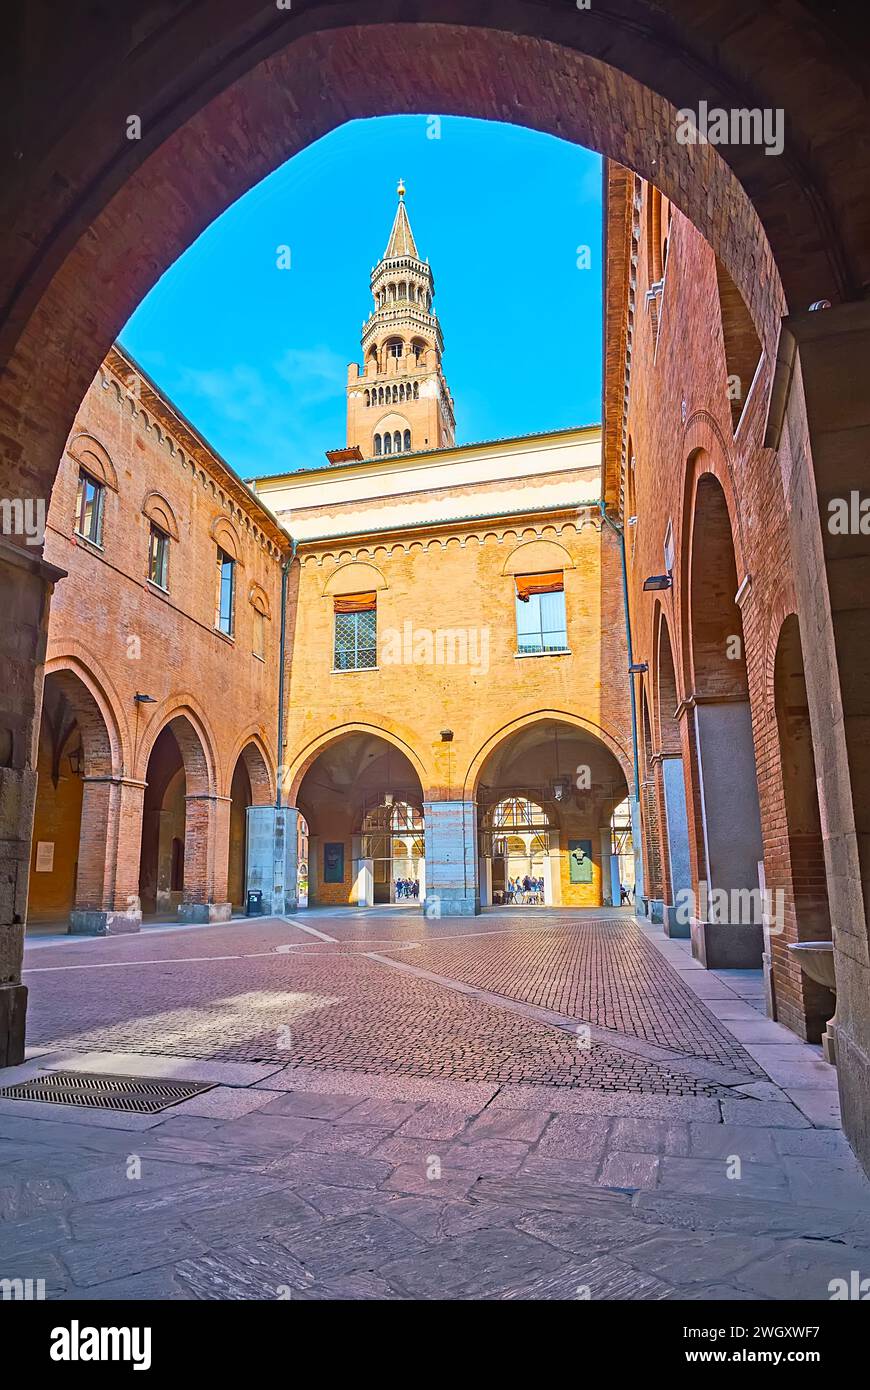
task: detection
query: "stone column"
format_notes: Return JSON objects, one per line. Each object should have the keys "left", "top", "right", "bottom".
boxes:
{"left": 245, "top": 804, "right": 298, "bottom": 915}
{"left": 69, "top": 776, "right": 145, "bottom": 934}
{"left": 547, "top": 832, "right": 562, "bottom": 906}
{"left": 660, "top": 754, "right": 692, "bottom": 937}
{"left": 689, "top": 697, "right": 765, "bottom": 967}
{"left": 179, "top": 792, "right": 232, "bottom": 923}
{"left": 599, "top": 829, "right": 613, "bottom": 906}
{"left": 775, "top": 300, "right": 870, "bottom": 1173}
{"left": 423, "top": 800, "right": 479, "bottom": 917}
{"left": 478, "top": 853, "right": 492, "bottom": 907}
{"left": 0, "top": 540, "right": 65, "bottom": 1065}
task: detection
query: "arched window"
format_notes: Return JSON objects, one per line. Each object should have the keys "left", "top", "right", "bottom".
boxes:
{"left": 373, "top": 434, "right": 382, "bottom": 456}
{"left": 413, "top": 382, "right": 419, "bottom": 399}
{"left": 386, "top": 338, "right": 403, "bottom": 360}
{"left": 393, "top": 430, "right": 402, "bottom": 453}
{"left": 403, "top": 429, "right": 411, "bottom": 451}
{"left": 383, "top": 433, "right": 392, "bottom": 454}
{"left": 379, "top": 387, "right": 384, "bottom": 404}
{"left": 364, "top": 390, "right": 370, "bottom": 407}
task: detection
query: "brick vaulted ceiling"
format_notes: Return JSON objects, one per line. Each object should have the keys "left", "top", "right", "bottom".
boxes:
{"left": 2, "top": 1, "right": 869, "bottom": 507}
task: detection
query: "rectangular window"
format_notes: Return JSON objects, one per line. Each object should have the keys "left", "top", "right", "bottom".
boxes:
{"left": 216, "top": 548, "right": 235, "bottom": 635}
{"left": 148, "top": 524, "right": 169, "bottom": 589}
{"left": 515, "top": 572, "right": 568, "bottom": 654}
{"left": 333, "top": 592, "right": 377, "bottom": 670}
{"left": 75, "top": 470, "right": 104, "bottom": 545}
{"left": 253, "top": 607, "right": 266, "bottom": 660}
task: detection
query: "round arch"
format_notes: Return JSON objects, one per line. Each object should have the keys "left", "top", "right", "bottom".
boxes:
{"left": 135, "top": 697, "right": 219, "bottom": 794}
{"left": 224, "top": 729, "right": 275, "bottom": 803}
{"left": 285, "top": 722, "right": 429, "bottom": 805}
{"left": 5, "top": 7, "right": 867, "bottom": 520}
{"left": 42, "top": 653, "right": 128, "bottom": 778}
{"left": 651, "top": 605, "right": 682, "bottom": 755}
{"left": 677, "top": 435, "right": 746, "bottom": 688}
{"left": 463, "top": 709, "right": 632, "bottom": 800}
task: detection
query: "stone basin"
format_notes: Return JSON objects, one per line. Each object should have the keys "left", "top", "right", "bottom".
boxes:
{"left": 787, "top": 940, "right": 836, "bottom": 991}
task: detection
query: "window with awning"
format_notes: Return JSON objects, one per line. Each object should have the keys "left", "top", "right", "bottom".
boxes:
{"left": 334, "top": 592, "right": 377, "bottom": 669}
{"left": 333, "top": 591, "right": 376, "bottom": 614}
{"left": 514, "top": 572, "right": 568, "bottom": 654}
{"left": 515, "top": 572, "right": 564, "bottom": 602}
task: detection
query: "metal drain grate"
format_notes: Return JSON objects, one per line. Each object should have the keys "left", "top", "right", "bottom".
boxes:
{"left": 0, "top": 1070, "right": 216, "bottom": 1113}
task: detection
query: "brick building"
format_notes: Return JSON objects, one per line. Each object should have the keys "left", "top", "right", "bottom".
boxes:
{"left": 251, "top": 187, "right": 634, "bottom": 916}
{"left": 28, "top": 347, "right": 288, "bottom": 934}
{"left": 602, "top": 161, "right": 838, "bottom": 1053}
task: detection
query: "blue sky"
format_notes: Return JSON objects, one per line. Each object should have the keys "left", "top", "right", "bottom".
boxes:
{"left": 121, "top": 116, "right": 602, "bottom": 479}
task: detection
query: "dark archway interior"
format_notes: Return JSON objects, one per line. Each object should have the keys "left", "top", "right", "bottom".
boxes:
{"left": 297, "top": 733, "right": 424, "bottom": 906}
{"left": 28, "top": 677, "right": 85, "bottom": 926}
{"left": 139, "top": 725, "right": 185, "bottom": 916}
{"left": 228, "top": 758, "right": 253, "bottom": 909}
{"left": 774, "top": 614, "right": 834, "bottom": 1040}
{"left": 477, "top": 720, "right": 628, "bottom": 907}
{"left": 690, "top": 474, "right": 748, "bottom": 700}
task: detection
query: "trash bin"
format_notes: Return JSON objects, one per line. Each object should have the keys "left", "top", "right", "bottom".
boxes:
{"left": 246, "top": 890, "right": 263, "bottom": 917}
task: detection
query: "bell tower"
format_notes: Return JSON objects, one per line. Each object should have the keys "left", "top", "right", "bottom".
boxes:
{"left": 346, "top": 180, "right": 455, "bottom": 460}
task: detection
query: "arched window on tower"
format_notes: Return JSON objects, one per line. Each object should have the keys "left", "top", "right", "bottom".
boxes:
{"left": 364, "top": 390, "right": 370, "bottom": 407}
{"left": 383, "top": 433, "right": 392, "bottom": 454}
{"left": 386, "top": 338, "right": 403, "bottom": 360}
{"left": 373, "top": 433, "right": 382, "bottom": 456}
{"left": 413, "top": 382, "right": 420, "bottom": 399}
{"left": 403, "top": 429, "right": 411, "bottom": 452}
{"left": 393, "top": 430, "right": 402, "bottom": 453}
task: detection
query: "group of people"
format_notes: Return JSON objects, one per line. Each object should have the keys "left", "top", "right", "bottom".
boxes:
{"left": 395, "top": 878, "right": 420, "bottom": 900}
{"left": 504, "top": 874, "right": 545, "bottom": 904}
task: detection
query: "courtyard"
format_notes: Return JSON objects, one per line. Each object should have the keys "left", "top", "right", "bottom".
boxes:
{"left": 1, "top": 908, "right": 867, "bottom": 1301}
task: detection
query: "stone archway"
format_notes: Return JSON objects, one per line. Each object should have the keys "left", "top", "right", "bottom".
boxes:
{"left": 294, "top": 729, "right": 425, "bottom": 908}
{"left": 473, "top": 717, "right": 628, "bottom": 910}
{"left": 1, "top": 0, "right": 869, "bottom": 1156}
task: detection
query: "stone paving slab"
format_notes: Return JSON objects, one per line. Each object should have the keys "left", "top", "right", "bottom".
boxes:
{"left": 3, "top": 910, "right": 865, "bottom": 1301}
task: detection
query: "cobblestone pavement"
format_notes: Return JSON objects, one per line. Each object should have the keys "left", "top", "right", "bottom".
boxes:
{"left": 23, "top": 916, "right": 747, "bottom": 1093}
{"left": 2, "top": 909, "right": 867, "bottom": 1300}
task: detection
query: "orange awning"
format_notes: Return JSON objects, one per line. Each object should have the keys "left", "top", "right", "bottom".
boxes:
{"left": 333, "top": 591, "right": 376, "bottom": 614}
{"left": 515, "top": 572, "right": 563, "bottom": 602}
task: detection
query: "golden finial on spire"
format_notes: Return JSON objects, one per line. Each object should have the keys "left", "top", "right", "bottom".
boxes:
{"left": 397, "top": 178, "right": 406, "bottom": 201}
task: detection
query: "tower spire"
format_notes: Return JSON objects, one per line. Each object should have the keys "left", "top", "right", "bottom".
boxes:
{"left": 384, "top": 178, "right": 419, "bottom": 259}
{"left": 343, "top": 182, "right": 455, "bottom": 460}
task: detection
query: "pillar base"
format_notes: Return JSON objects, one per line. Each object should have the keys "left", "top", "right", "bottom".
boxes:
{"left": 648, "top": 898, "right": 664, "bottom": 924}
{"left": 691, "top": 919, "right": 764, "bottom": 969}
{"left": 178, "top": 901, "right": 232, "bottom": 924}
{"left": 0, "top": 983, "right": 27, "bottom": 1068}
{"left": 69, "top": 909, "right": 142, "bottom": 936}
{"left": 834, "top": 1025, "right": 870, "bottom": 1178}
{"left": 822, "top": 1021, "right": 838, "bottom": 1067}
{"left": 423, "top": 890, "right": 479, "bottom": 918}
{"left": 663, "top": 903, "right": 690, "bottom": 938}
